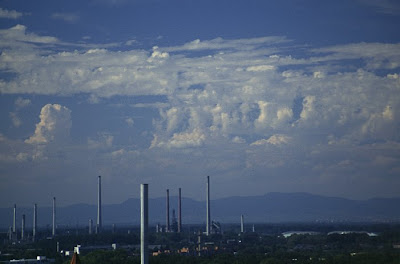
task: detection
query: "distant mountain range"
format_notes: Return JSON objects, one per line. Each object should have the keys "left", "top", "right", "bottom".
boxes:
{"left": 1, "top": 193, "right": 399, "bottom": 229}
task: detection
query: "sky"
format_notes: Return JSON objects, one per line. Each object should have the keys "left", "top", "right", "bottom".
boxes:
{"left": 0, "top": 0, "right": 400, "bottom": 207}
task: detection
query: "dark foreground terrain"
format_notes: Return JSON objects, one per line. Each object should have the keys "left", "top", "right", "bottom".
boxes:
{"left": 1, "top": 223, "right": 399, "bottom": 264}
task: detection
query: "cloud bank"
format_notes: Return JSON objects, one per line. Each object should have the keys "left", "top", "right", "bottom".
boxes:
{"left": 0, "top": 25, "right": 399, "bottom": 204}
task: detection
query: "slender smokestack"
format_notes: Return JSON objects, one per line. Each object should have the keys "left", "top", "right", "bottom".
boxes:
{"left": 52, "top": 197, "right": 56, "bottom": 237}
{"left": 89, "top": 219, "right": 93, "bottom": 234}
{"left": 140, "top": 184, "right": 149, "bottom": 264}
{"left": 13, "top": 204, "right": 16, "bottom": 233}
{"left": 33, "top": 204, "right": 37, "bottom": 241}
{"left": 240, "top": 214, "right": 244, "bottom": 233}
{"left": 21, "top": 214, "right": 25, "bottom": 240}
{"left": 206, "top": 176, "right": 211, "bottom": 236}
{"left": 166, "top": 189, "right": 170, "bottom": 232}
{"left": 97, "top": 175, "right": 102, "bottom": 233}
{"left": 178, "top": 188, "right": 182, "bottom": 233}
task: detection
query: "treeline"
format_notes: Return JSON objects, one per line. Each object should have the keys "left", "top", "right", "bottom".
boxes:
{"left": 64, "top": 249, "right": 400, "bottom": 264}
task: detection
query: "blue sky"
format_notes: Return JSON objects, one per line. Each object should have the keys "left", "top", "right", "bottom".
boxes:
{"left": 0, "top": 0, "right": 400, "bottom": 207}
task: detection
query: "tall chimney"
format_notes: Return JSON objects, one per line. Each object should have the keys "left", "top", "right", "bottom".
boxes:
{"left": 89, "top": 219, "right": 93, "bottom": 234}
{"left": 178, "top": 188, "right": 182, "bottom": 233}
{"left": 52, "top": 197, "right": 56, "bottom": 237}
{"left": 33, "top": 204, "right": 37, "bottom": 241}
{"left": 166, "top": 189, "right": 170, "bottom": 232}
{"left": 140, "top": 184, "right": 149, "bottom": 264}
{"left": 21, "top": 214, "right": 25, "bottom": 240}
{"left": 97, "top": 175, "right": 102, "bottom": 233}
{"left": 240, "top": 214, "right": 244, "bottom": 233}
{"left": 206, "top": 176, "right": 211, "bottom": 236}
{"left": 13, "top": 204, "right": 16, "bottom": 234}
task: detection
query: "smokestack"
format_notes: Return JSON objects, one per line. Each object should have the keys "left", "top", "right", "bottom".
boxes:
{"left": 89, "top": 219, "right": 93, "bottom": 234}
{"left": 240, "top": 214, "right": 244, "bottom": 233}
{"left": 52, "top": 197, "right": 56, "bottom": 237}
{"left": 97, "top": 175, "right": 102, "bottom": 233}
{"left": 21, "top": 214, "right": 25, "bottom": 240}
{"left": 166, "top": 189, "right": 170, "bottom": 232}
{"left": 178, "top": 188, "right": 182, "bottom": 233}
{"left": 140, "top": 184, "right": 149, "bottom": 264}
{"left": 206, "top": 176, "right": 211, "bottom": 236}
{"left": 13, "top": 204, "right": 16, "bottom": 234}
{"left": 33, "top": 204, "right": 37, "bottom": 241}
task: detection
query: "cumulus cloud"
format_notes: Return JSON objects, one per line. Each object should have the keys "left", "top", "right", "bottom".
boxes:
{"left": 1, "top": 29, "right": 400, "bottom": 200}
{"left": 300, "top": 96, "right": 315, "bottom": 120}
{"left": 251, "top": 134, "right": 291, "bottom": 146}
{"left": 151, "top": 129, "right": 205, "bottom": 148}
{"left": 25, "top": 104, "right": 72, "bottom": 144}
{"left": 255, "top": 101, "right": 270, "bottom": 129}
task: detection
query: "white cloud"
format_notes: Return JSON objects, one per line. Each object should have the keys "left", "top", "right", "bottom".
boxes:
{"left": 382, "top": 105, "right": 394, "bottom": 121}
{"left": 300, "top": 96, "right": 315, "bottom": 120}
{"left": 0, "top": 8, "right": 23, "bottom": 19}
{"left": 313, "top": 71, "right": 325, "bottom": 79}
{"left": 25, "top": 104, "right": 72, "bottom": 144}
{"left": 266, "top": 134, "right": 291, "bottom": 145}
{"left": 151, "top": 129, "right": 205, "bottom": 148}
{"left": 0, "top": 30, "right": 400, "bottom": 201}
{"left": 165, "top": 107, "right": 181, "bottom": 132}
{"left": 246, "top": 65, "right": 275, "bottom": 72}
{"left": 277, "top": 107, "right": 293, "bottom": 121}
{"left": 255, "top": 101, "right": 270, "bottom": 129}
{"left": 164, "top": 36, "right": 289, "bottom": 52}
{"left": 147, "top": 46, "right": 169, "bottom": 62}
{"left": 0, "top": 25, "right": 58, "bottom": 47}
{"left": 251, "top": 134, "right": 291, "bottom": 146}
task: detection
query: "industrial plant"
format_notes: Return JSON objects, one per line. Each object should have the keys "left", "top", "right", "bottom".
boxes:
{"left": 1, "top": 175, "right": 222, "bottom": 261}
{"left": 1, "top": 175, "right": 399, "bottom": 264}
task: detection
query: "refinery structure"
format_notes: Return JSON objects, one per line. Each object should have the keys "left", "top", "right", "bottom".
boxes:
{"left": 3, "top": 174, "right": 396, "bottom": 264}
{"left": 4, "top": 175, "right": 227, "bottom": 258}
